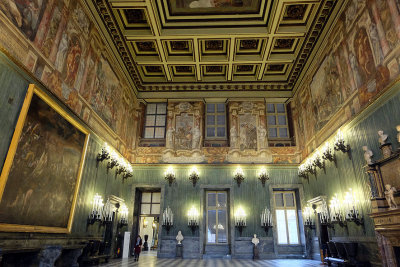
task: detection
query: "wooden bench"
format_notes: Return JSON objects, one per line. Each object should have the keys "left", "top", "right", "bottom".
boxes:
{"left": 78, "top": 240, "right": 111, "bottom": 266}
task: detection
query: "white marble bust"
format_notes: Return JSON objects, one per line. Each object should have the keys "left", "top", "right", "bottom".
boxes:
{"left": 252, "top": 234, "right": 259, "bottom": 246}
{"left": 176, "top": 231, "right": 184, "bottom": 244}
{"left": 378, "top": 130, "right": 388, "bottom": 145}
{"left": 362, "top": 146, "right": 373, "bottom": 165}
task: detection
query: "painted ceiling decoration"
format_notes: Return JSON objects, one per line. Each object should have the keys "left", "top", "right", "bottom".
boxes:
{"left": 88, "top": 0, "right": 339, "bottom": 93}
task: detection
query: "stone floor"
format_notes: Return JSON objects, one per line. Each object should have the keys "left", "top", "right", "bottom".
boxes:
{"left": 100, "top": 254, "right": 324, "bottom": 267}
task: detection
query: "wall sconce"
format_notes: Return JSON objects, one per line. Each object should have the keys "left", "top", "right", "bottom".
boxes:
{"left": 258, "top": 167, "right": 269, "bottom": 186}
{"left": 260, "top": 207, "right": 273, "bottom": 234}
{"left": 312, "top": 151, "right": 324, "bottom": 170}
{"left": 317, "top": 199, "right": 333, "bottom": 228}
{"left": 305, "top": 158, "right": 316, "bottom": 175}
{"left": 298, "top": 164, "right": 308, "bottom": 179}
{"left": 88, "top": 193, "right": 104, "bottom": 225}
{"left": 102, "top": 198, "right": 114, "bottom": 224}
{"left": 322, "top": 142, "right": 335, "bottom": 162}
{"left": 116, "top": 159, "right": 127, "bottom": 175}
{"left": 162, "top": 206, "right": 174, "bottom": 233}
{"left": 97, "top": 143, "right": 110, "bottom": 162}
{"left": 234, "top": 206, "right": 246, "bottom": 236}
{"left": 303, "top": 205, "right": 315, "bottom": 229}
{"left": 164, "top": 166, "right": 176, "bottom": 186}
{"left": 107, "top": 151, "right": 119, "bottom": 170}
{"left": 123, "top": 164, "right": 133, "bottom": 180}
{"left": 334, "top": 129, "right": 350, "bottom": 153}
{"left": 329, "top": 194, "right": 346, "bottom": 227}
{"left": 234, "top": 167, "right": 244, "bottom": 187}
{"left": 187, "top": 206, "right": 199, "bottom": 233}
{"left": 343, "top": 188, "right": 364, "bottom": 226}
{"left": 119, "top": 203, "right": 128, "bottom": 227}
{"left": 188, "top": 166, "right": 200, "bottom": 186}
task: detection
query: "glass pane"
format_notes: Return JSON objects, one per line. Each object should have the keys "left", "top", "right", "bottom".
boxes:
{"left": 217, "top": 115, "right": 225, "bottom": 125}
{"left": 278, "top": 115, "right": 287, "bottom": 126}
{"left": 147, "top": 104, "right": 157, "bottom": 114}
{"left": 144, "top": 127, "right": 154, "bottom": 138}
{"left": 218, "top": 210, "right": 227, "bottom": 243}
{"left": 154, "top": 127, "right": 165, "bottom": 138}
{"left": 142, "top": 192, "right": 152, "bottom": 203}
{"left": 146, "top": 115, "right": 156, "bottom": 126}
{"left": 208, "top": 193, "right": 216, "bottom": 207}
{"left": 207, "top": 210, "right": 216, "bottom": 243}
{"left": 287, "top": 210, "right": 299, "bottom": 244}
{"left": 284, "top": 193, "right": 294, "bottom": 207}
{"left": 152, "top": 192, "right": 161, "bottom": 203}
{"left": 217, "top": 103, "right": 225, "bottom": 113}
{"left": 217, "top": 127, "right": 225, "bottom": 137}
{"left": 141, "top": 204, "right": 151, "bottom": 215}
{"left": 279, "top": 128, "right": 288, "bottom": 138}
{"left": 267, "top": 115, "right": 276, "bottom": 125}
{"left": 156, "top": 103, "right": 167, "bottom": 114}
{"left": 267, "top": 103, "right": 275, "bottom": 113}
{"left": 207, "top": 103, "right": 215, "bottom": 113}
{"left": 276, "top": 103, "right": 285, "bottom": 113}
{"left": 156, "top": 115, "right": 166, "bottom": 126}
{"left": 276, "top": 209, "right": 288, "bottom": 244}
{"left": 151, "top": 203, "right": 160, "bottom": 214}
{"left": 275, "top": 193, "right": 284, "bottom": 207}
{"left": 269, "top": 128, "right": 277, "bottom": 138}
{"left": 207, "top": 127, "right": 215, "bottom": 137}
{"left": 217, "top": 193, "right": 227, "bottom": 207}
{"left": 207, "top": 115, "right": 215, "bottom": 125}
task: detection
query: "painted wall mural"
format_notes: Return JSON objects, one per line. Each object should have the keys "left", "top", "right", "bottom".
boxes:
{"left": 0, "top": 0, "right": 137, "bottom": 153}
{"left": 293, "top": 0, "right": 400, "bottom": 153}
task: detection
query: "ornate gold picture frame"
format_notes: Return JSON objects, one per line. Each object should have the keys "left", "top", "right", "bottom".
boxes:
{"left": 0, "top": 84, "right": 89, "bottom": 233}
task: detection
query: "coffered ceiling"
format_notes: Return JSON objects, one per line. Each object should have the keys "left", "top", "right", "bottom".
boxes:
{"left": 86, "top": 0, "right": 342, "bottom": 98}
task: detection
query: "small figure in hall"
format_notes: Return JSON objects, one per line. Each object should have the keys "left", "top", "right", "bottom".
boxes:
{"left": 176, "top": 231, "right": 184, "bottom": 244}
{"left": 384, "top": 184, "right": 398, "bottom": 210}
{"left": 378, "top": 130, "right": 388, "bottom": 145}
{"left": 362, "top": 146, "right": 374, "bottom": 165}
{"left": 252, "top": 234, "right": 259, "bottom": 246}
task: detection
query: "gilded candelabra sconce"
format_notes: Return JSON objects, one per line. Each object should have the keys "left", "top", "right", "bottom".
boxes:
{"left": 303, "top": 205, "right": 315, "bottom": 229}
{"left": 234, "top": 167, "right": 244, "bottom": 187}
{"left": 234, "top": 207, "right": 247, "bottom": 237}
{"left": 97, "top": 144, "right": 110, "bottom": 162}
{"left": 329, "top": 194, "right": 347, "bottom": 228}
{"left": 188, "top": 166, "right": 200, "bottom": 186}
{"left": 187, "top": 206, "right": 199, "bottom": 234}
{"left": 88, "top": 193, "right": 104, "bottom": 225}
{"left": 334, "top": 129, "right": 351, "bottom": 154}
{"left": 322, "top": 142, "right": 336, "bottom": 163}
{"left": 260, "top": 207, "right": 273, "bottom": 234}
{"left": 162, "top": 206, "right": 174, "bottom": 234}
{"left": 164, "top": 166, "right": 176, "bottom": 186}
{"left": 258, "top": 167, "right": 270, "bottom": 187}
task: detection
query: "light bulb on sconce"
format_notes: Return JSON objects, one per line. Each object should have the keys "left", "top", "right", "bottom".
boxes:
{"left": 312, "top": 150, "right": 324, "bottom": 170}
{"left": 322, "top": 142, "right": 335, "bottom": 162}
{"left": 260, "top": 207, "right": 273, "bottom": 234}
{"left": 343, "top": 188, "right": 363, "bottom": 226}
{"left": 119, "top": 204, "right": 128, "bottom": 227}
{"left": 258, "top": 167, "right": 270, "bottom": 186}
{"left": 97, "top": 143, "right": 110, "bottom": 162}
{"left": 88, "top": 193, "right": 104, "bottom": 225}
{"left": 234, "top": 206, "right": 247, "bottom": 236}
{"left": 334, "top": 129, "right": 350, "bottom": 153}
{"left": 188, "top": 166, "right": 200, "bottom": 186}
{"left": 303, "top": 205, "right": 315, "bottom": 229}
{"left": 187, "top": 206, "right": 199, "bottom": 233}
{"left": 162, "top": 206, "right": 174, "bottom": 234}
{"left": 233, "top": 166, "right": 245, "bottom": 187}
{"left": 329, "top": 194, "right": 346, "bottom": 227}
{"left": 164, "top": 166, "right": 176, "bottom": 186}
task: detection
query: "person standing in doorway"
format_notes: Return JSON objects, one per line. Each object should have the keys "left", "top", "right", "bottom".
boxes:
{"left": 133, "top": 235, "right": 142, "bottom": 261}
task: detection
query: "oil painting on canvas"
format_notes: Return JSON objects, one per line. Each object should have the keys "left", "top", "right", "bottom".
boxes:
{"left": 0, "top": 85, "right": 88, "bottom": 233}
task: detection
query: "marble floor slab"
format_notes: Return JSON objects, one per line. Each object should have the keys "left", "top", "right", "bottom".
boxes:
{"left": 100, "top": 255, "right": 324, "bottom": 267}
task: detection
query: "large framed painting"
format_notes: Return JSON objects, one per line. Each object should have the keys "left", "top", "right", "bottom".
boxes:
{"left": 0, "top": 84, "right": 89, "bottom": 233}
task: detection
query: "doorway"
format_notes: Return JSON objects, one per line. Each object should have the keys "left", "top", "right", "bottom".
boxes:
{"left": 137, "top": 191, "right": 161, "bottom": 252}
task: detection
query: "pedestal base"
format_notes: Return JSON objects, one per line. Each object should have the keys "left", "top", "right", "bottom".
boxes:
{"left": 176, "top": 244, "right": 183, "bottom": 258}
{"left": 253, "top": 245, "right": 259, "bottom": 260}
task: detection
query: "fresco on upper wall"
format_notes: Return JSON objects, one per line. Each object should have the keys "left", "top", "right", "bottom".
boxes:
{"left": 293, "top": 0, "right": 400, "bottom": 150}
{"left": 168, "top": 0, "right": 260, "bottom": 14}
{"left": 0, "top": 0, "right": 137, "bottom": 151}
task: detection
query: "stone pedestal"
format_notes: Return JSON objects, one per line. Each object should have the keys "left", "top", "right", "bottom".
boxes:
{"left": 380, "top": 143, "right": 393, "bottom": 159}
{"left": 253, "top": 245, "right": 259, "bottom": 260}
{"left": 176, "top": 244, "right": 183, "bottom": 258}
